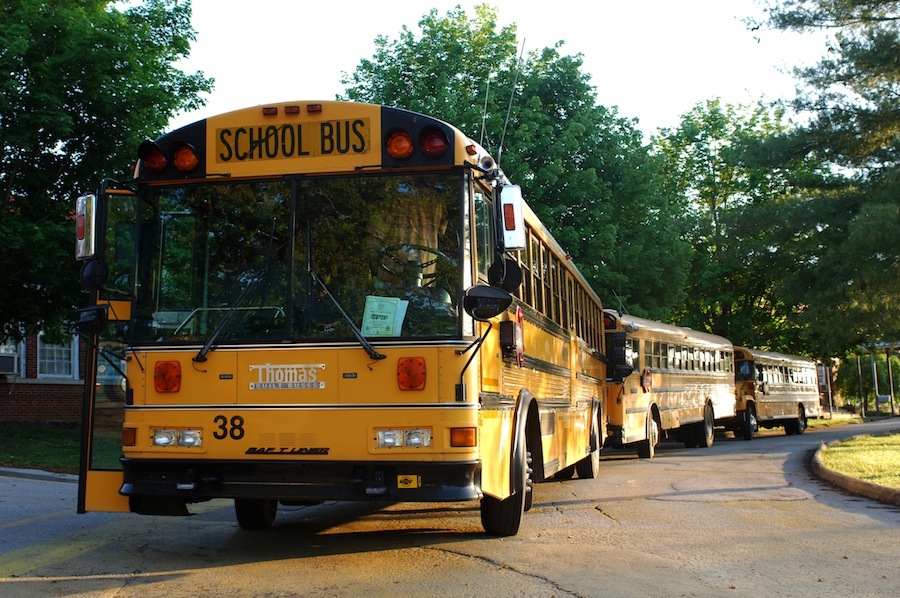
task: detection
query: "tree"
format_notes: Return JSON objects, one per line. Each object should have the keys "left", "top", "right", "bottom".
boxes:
{"left": 755, "top": 0, "right": 900, "bottom": 354}
{"left": 0, "top": 0, "right": 212, "bottom": 342}
{"left": 341, "top": 4, "right": 689, "bottom": 319}
{"left": 654, "top": 99, "right": 824, "bottom": 348}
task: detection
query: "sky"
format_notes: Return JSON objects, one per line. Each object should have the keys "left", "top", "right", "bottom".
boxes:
{"left": 169, "top": 0, "right": 830, "bottom": 137}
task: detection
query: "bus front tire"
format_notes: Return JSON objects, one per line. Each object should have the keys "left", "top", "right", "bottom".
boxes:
{"left": 637, "top": 415, "right": 659, "bottom": 459}
{"left": 235, "top": 498, "right": 277, "bottom": 530}
{"left": 481, "top": 431, "right": 529, "bottom": 536}
{"left": 740, "top": 406, "right": 756, "bottom": 441}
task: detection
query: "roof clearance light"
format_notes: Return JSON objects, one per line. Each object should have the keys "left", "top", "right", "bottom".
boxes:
{"left": 138, "top": 141, "right": 167, "bottom": 173}
{"left": 285, "top": 105, "right": 301, "bottom": 115}
{"left": 386, "top": 131, "right": 414, "bottom": 159}
{"left": 420, "top": 128, "right": 449, "bottom": 158}
{"left": 306, "top": 104, "right": 323, "bottom": 113}
{"left": 262, "top": 107, "right": 278, "bottom": 116}
{"left": 172, "top": 143, "right": 200, "bottom": 171}
{"left": 154, "top": 361, "right": 182, "bottom": 393}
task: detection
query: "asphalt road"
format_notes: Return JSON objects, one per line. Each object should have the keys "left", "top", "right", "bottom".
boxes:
{"left": 1, "top": 418, "right": 898, "bottom": 597}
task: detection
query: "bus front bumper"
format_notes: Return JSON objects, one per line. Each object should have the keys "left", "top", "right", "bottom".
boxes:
{"left": 120, "top": 457, "right": 481, "bottom": 514}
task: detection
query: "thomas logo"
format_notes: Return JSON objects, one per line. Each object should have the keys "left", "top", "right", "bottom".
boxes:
{"left": 248, "top": 363, "right": 326, "bottom": 390}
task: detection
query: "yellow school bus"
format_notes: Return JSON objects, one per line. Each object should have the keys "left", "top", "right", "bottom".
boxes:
{"left": 74, "top": 101, "right": 606, "bottom": 536}
{"left": 602, "top": 310, "right": 735, "bottom": 457}
{"left": 733, "top": 347, "right": 820, "bottom": 438}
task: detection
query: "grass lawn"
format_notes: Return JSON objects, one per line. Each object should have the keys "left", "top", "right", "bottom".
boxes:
{"left": 818, "top": 431, "right": 900, "bottom": 489}
{"left": 0, "top": 422, "right": 121, "bottom": 475}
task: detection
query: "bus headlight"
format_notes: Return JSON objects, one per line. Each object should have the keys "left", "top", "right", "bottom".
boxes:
{"left": 152, "top": 429, "right": 177, "bottom": 446}
{"left": 152, "top": 428, "right": 202, "bottom": 447}
{"left": 404, "top": 429, "right": 432, "bottom": 448}
{"left": 375, "top": 428, "right": 432, "bottom": 448}
{"left": 178, "top": 429, "right": 203, "bottom": 447}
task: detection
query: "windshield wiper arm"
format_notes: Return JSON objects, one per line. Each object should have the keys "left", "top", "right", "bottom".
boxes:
{"left": 193, "top": 277, "right": 259, "bottom": 363}
{"left": 308, "top": 267, "right": 385, "bottom": 361}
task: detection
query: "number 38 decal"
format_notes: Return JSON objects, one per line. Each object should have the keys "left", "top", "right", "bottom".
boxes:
{"left": 213, "top": 415, "right": 245, "bottom": 440}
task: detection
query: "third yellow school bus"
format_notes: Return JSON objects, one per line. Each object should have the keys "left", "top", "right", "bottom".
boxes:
{"left": 74, "top": 101, "right": 606, "bottom": 536}
{"left": 733, "top": 347, "right": 820, "bottom": 438}
{"left": 602, "top": 310, "right": 735, "bottom": 457}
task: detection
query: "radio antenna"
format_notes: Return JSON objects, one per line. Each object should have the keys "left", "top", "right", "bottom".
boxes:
{"left": 479, "top": 74, "right": 492, "bottom": 147}
{"left": 497, "top": 39, "right": 525, "bottom": 167}
{"left": 610, "top": 288, "right": 629, "bottom": 315}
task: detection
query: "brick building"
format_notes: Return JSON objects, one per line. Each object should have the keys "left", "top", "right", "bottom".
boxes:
{"left": 0, "top": 335, "right": 86, "bottom": 423}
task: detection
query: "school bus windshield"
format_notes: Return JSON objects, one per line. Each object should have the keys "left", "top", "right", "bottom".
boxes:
{"left": 131, "top": 172, "right": 462, "bottom": 344}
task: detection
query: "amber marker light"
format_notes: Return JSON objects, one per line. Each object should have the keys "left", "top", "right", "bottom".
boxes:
{"left": 450, "top": 427, "right": 477, "bottom": 447}
{"left": 386, "top": 131, "right": 414, "bottom": 159}
{"left": 122, "top": 427, "right": 137, "bottom": 447}
{"left": 154, "top": 361, "right": 182, "bottom": 393}
{"left": 397, "top": 357, "right": 426, "bottom": 390}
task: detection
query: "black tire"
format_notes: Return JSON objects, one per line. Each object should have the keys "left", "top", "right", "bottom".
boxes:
{"left": 636, "top": 414, "right": 659, "bottom": 459}
{"left": 481, "top": 429, "right": 528, "bottom": 536}
{"left": 235, "top": 499, "right": 277, "bottom": 530}
{"left": 698, "top": 403, "right": 715, "bottom": 448}
{"left": 740, "top": 406, "right": 756, "bottom": 441}
{"left": 555, "top": 465, "right": 575, "bottom": 480}
{"left": 575, "top": 447, "right": 600, "bottom": 479}
{"left": 575, "top": 409, "right": 601, "bottom": 478}
{"left": 795, "top": 405, "right": 808, "bottom": 435}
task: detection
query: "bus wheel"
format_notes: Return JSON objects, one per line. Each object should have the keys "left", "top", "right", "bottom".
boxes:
{"left": 740, "top": 406, "right": 757, "bottom": 441}
{"left": 575, "top": 411, "right": 601, "bottom": 478}
{"left": 235, "top": 499, "right": 277, "bottom": 530}
{"left": 555, "top": 465, "right": 575, "bottom": 480}
{"left": 637, "top": 415, "right": 659, "bottom": 459}
{"left": 787, "top": 405, "right": 808, "bottom": 435}
{"left": 481, "top": 432, "right": 528, "bottom": 536}
{"left": 698, "top": 403, "right": 715, "bottom": 448}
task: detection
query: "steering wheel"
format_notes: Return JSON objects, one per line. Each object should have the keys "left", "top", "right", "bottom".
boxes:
{"left": 377, "top": 244, "right": 454, "bottom": 287}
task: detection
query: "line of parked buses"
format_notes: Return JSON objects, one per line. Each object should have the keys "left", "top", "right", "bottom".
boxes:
{"left": 600, "top": 310, "right": 822, "bottom": 459}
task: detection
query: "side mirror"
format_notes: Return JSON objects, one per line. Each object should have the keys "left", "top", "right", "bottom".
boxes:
{"left": 463, "top": 285, "right": 512, "bottom": 321}
{"left": 72, "top": 305, "right": 108, "bottom": 336}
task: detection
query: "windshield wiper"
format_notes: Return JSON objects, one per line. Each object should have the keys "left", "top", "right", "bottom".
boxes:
{"left": 193, "top": 276, "right": 260, "bottom": 363}
{"left": 308, "top": 267, "right": 385, "bottom": 361}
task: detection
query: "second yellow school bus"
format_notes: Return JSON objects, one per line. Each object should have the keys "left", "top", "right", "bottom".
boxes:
{"left": 73, "top": 100, "right": 606, "bottom": 536}
{"left": 603, "top": 310, "right": 736, "bottom": 457}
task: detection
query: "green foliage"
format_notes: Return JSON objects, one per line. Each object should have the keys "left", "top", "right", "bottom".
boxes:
{"left": 755, "top": 0, "right": 900, "bottom": 354}
{"left": 341, "top": 4, "right": 689, "bottom": 319}
{"left": 0, "top": 0, "right": 213, "bottom": 342}
{"left": 654, "top": 99, "right": 821, "bottom": 347}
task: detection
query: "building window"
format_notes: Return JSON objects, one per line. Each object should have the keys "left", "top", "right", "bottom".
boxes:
{"left": 37, "top": 334, "right": 78, "bottom": 379}
{"left": 0, "top": 340, "right": 20, "bottom": 375}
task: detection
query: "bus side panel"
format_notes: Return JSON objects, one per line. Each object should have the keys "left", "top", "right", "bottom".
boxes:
{"left": 83, "top": 470, "right": 129, "bottom": 512}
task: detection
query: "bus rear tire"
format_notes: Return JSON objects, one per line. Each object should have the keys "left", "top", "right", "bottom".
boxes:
{"left": 235, "top": 498, "right": 277, "bottom": 530}
{"left": 697, "top": 403, "right": 714, "bottom": 448}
